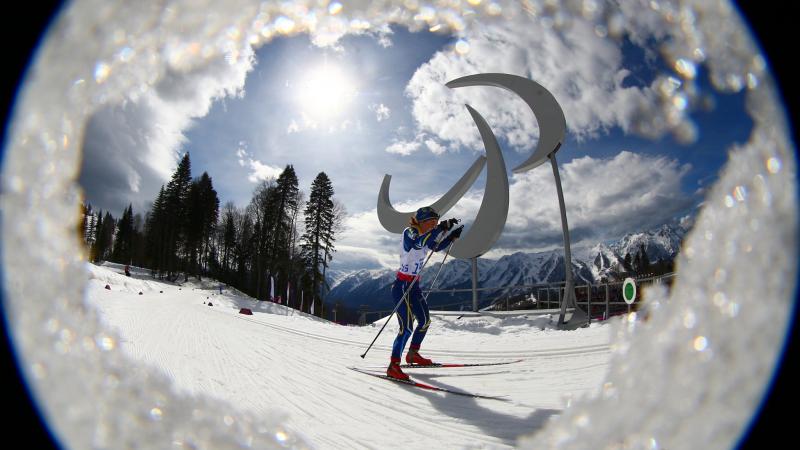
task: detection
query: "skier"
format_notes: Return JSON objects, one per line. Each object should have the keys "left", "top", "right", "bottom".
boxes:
{"left": 387, "top": 206, "right": 462, "bottom": 380}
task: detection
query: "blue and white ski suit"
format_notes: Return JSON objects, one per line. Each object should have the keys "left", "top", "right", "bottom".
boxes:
{"left": 390, "top": 225, "right": 455, "bottom": 360}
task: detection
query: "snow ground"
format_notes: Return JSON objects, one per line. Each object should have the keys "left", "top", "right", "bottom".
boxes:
{"left": 86, "top": 262, "right": 611, "bottom": 448}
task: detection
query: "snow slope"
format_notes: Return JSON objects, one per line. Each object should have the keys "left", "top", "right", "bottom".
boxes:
{"left": 86, "top": 263, "right": 611, "bottom": 448}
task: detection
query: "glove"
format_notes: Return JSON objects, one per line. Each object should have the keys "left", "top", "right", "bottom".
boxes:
{"left": 437, "top": 218, "right": 460, "bottom": 231}
{"left": 449, "top": 225, "right": 464, "bottom": 240}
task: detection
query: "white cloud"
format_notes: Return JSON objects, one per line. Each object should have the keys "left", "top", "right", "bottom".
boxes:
{"left": 370, "top": 103, "right": 391, "bottom": 121}
{"left": 500, "top": 151, "right": 694, "bottom": 250}
{"left": 385, "top": 139, "right": 421, "bottom": 156}
{"left": 376, "top": 34, "right": 393, "bottom": 48}
{"left": 247, "top": 159, "right": 283, "bottom": 183}
{"left": 80, "top": 46, "right": 255, "bottom": 215}
{"left": 236, "top": 146, "right": 282, "bottom": 183}
{"left": 424, "top": 138, "right": 446, "bottom": 155}
{"left": 404, "top": 16, "right": 652, "bottom": 154}
{"left": 336, "top": 210, "right": 397, "bottom": 270}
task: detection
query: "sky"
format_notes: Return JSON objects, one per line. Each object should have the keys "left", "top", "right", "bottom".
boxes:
{"left": 78, "top": 15, "right": 754, "bottom": 273}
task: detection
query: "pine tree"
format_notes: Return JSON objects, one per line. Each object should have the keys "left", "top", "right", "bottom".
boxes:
{"left": 162, "top": 153, "right": 193, "bottom": 279}
{"left": 145, "top": 188, "right": 158, "bottom": 273}
{"left": 199, "top": 173, "right": 220, "bottom": 276}
{"left": 271, "top": 166, "right": 300, "bottom": 264}
{"left": 80, "top": 203, "right": 90, "bottom": 247}
{"left": 185, "top": 172, "right": 219, "bottom": 280}
{"left": 269, "top": 166, "right": 300, "bottom": 303}
{"left": 83, "top": 203, "right": 97, "bottom": 248}
{"left": 250, "top": 180, "right": 278, "bottom": 299}
{"left": 235, "top": 207, "right": 255, "bottom": 292}
{"left": 301, "top": 172, "right": 337, "bottom": 316}
{"left": 93, "top": 211, "right": 116, "bottom": 263}
{"left": 88, "top": 210, "right": 97, "bottom": 247}
{"left": 112, "top": 204, "right": 135, "bottom": 263}
{"left": 92, "top": 210, "right": 104, "bottom": 262}
{"left": 219, "top": 202, "right": 237, "bottom": 282}
{"left": 145, "top": 185, "right": 168, "bottom": 276}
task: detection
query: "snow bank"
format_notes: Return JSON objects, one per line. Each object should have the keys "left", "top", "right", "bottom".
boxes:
{"left": 86, "top": 262, "right": 163, "bottom": 294}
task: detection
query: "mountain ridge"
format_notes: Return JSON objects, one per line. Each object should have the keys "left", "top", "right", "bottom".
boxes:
{"left": 327, "top": 223, "right": 687, "bottom": 312}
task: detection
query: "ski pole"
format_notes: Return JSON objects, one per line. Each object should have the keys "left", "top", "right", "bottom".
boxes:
{"left": 359, "top": 225, "right": 459, "bottom": 358}
{"left": 360, "top": 249, "right": 436, "bottom": 359}
{"left": 422, "top": 240, "right": 455, "bottom": 302}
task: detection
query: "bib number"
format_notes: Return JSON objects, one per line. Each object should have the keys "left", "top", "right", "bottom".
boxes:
{"left": 401, "top": 261, "right": 423, "bottom": 275}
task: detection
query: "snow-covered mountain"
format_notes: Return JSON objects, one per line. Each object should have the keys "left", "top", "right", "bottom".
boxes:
{"left": 611, "top": 223, "right": 686, "bottom": 264}
{"left": 328, "top": 223, "right": 687, "bottom": 312}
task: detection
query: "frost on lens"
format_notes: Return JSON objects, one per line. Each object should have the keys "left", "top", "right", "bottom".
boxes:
{"left": 1, "top": 1, "right": 795, "bottom": 449}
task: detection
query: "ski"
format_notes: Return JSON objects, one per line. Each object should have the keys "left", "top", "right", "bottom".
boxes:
{"left": 349, "top": 367, "right": 506, "bottom": 400}
{"left": 399, "top": 359, "right": 523, "bottom": 369}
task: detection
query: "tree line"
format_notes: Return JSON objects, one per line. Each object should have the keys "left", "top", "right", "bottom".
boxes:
{"left": 81, "top": 153, "right": 343, "bottom": 317}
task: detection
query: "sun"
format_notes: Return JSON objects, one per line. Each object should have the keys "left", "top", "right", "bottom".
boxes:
{"left": 294, "top": 63, "right": 357, "bottom": 121}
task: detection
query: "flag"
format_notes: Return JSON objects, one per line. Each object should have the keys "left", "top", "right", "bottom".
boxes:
{"left": 270, "top": 276, "right": 275, "bottom": 302}
{"left": 310, "top": 297, "right": 315, "bottom": 315}
{"left": 300, "top": 290, "right": 304, "bottom": 312}
{"left": 286, "top": 282, "right": 290, "bottom": 307}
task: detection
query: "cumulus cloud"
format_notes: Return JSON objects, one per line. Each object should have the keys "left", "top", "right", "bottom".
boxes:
{"left": 424, "top": 138, "right": 447, "bottom": 155}
{"left": 247, "top": 160, "right": 283, "bottom": 183}
{"left": 385, "top": 139, "right": 421, "bottom": 155}
{"left": 370, "top": 103, "right": 391, "bottom": 121}
{"left": 334, "top": 151, "right": 696, "bottom": 268}
{"left": 79, "top": 47, "right": 255, "bottom": 215}
{"left": 498, "top": 151, "right": 695, "bottom": 252}
{"left": 236, "top": 145, "right": 283, "bottom": 183}
{"left": 404, "top": 16, "right": 652, "bottom": 154}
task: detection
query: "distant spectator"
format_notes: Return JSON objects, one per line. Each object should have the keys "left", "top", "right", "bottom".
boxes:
{"left": 124, "top": 264, "right": 131, "bottom": 277}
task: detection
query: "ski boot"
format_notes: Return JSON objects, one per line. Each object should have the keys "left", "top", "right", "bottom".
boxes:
{"left": 405, "top": 347, "right": 433, "bottom": 366}
{"left": 387, "top": 358, "right": 409, "bottom": 380}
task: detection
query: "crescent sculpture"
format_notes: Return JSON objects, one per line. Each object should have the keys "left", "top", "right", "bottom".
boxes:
{"left": 376, "top": 73, "right": 580, "bottom": 324}
{"left": 447, "top": 104, "right": 508, "bottom": 260}
{"left": 377, "top": 155, "right": 486, "bottom": 234}
{"left": 445, "top": 73, "right": 566, "bottom": 173}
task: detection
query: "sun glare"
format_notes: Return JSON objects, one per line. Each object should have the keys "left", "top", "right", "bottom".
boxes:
{"left": 294, "top": 63, "right": 357, "bottom": 121}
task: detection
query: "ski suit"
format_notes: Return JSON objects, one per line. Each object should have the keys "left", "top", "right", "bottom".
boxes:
{"left": 390, "top": 225, "right": 456, "bottom": 360}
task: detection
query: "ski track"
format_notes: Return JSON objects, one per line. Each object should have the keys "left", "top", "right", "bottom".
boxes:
{"left": 86, "top": 264, "right": 612, "bottom": 448}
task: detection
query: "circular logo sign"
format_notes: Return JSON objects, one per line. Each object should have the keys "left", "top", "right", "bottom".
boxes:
{"left": 623, "top": 278, "right": 637, "bottom": 305}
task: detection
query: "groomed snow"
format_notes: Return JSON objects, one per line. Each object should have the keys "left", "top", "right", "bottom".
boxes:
{"left": 87, "top": 262, "right": 611, "bottom": 448}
